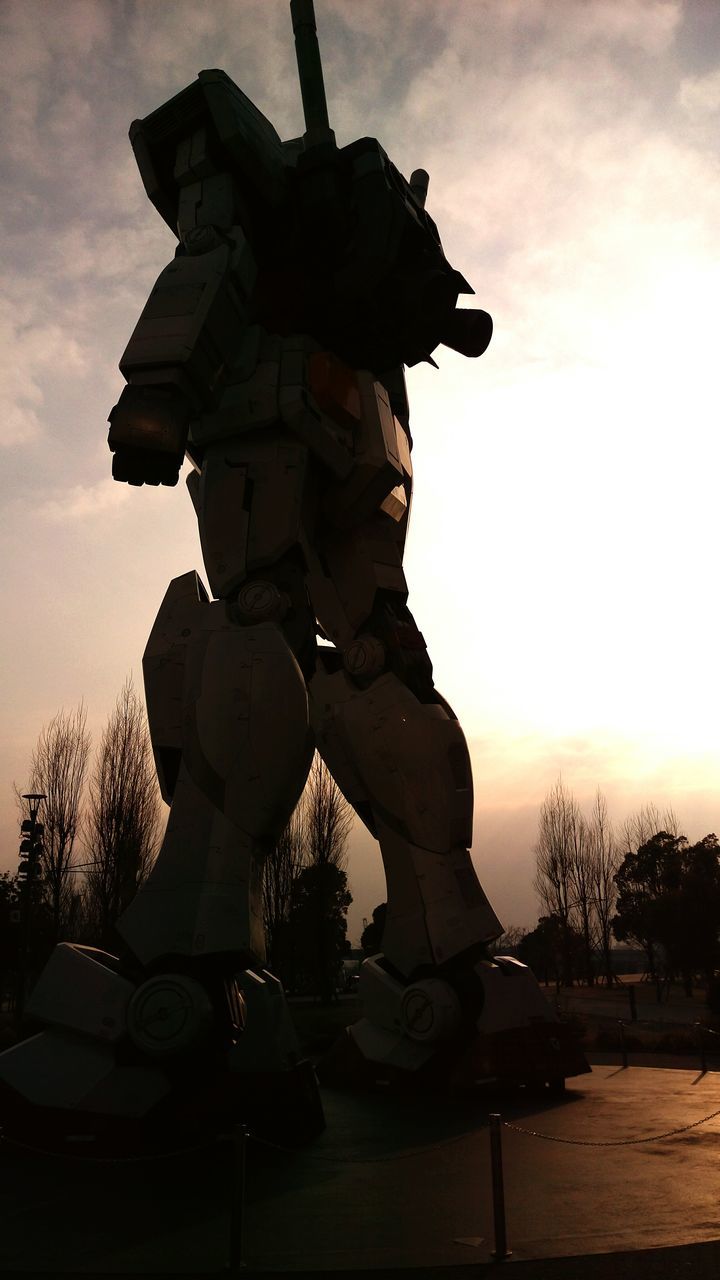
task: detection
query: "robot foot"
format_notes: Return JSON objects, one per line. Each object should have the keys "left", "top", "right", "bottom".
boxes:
{"left": 317, "top": 954, "right": 589, "bottom": 1095}
{"left": 0, "top": 944, "right": 324, "bottom": 1157}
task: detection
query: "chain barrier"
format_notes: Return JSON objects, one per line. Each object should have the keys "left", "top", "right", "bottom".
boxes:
{"left": 250, "top": 1096, "right": 720, "bottom": 1160}
{"left": 5, "top": 1091, "right": 720, "bottom": 1272}
{"left": 248, "top": 1098, "right": 720, "bottom": 1267}
{"left": 501, "top": 1105, "right": 720, "bottom": 1147}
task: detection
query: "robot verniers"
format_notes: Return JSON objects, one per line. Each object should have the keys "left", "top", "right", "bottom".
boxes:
{"left": 0, "top": 1, "right": 586, "bottom": 1150}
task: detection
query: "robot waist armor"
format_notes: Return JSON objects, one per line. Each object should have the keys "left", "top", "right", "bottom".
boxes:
{"left": 189, "top": 343, "right": 413, "bottom": 534}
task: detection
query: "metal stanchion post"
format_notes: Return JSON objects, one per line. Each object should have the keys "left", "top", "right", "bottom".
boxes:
{"left": 227, "top": 1124, "right": 248, "bottom": 1272}
{"left": 489, "top": 1113, "right": 511, "bottom": 1261}
{"left": 695, "top": 1022, "right": 707, "bottom": 1075}
{"left": 628, "top": 984, "right": 637, "bottom": 1022}
{"left": 619, "top": 1019, "right": 628, "bottom": 1069}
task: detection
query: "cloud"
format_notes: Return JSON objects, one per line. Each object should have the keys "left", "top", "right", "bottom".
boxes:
{"left": 0, "top": 0, "right": 114, "bottom": 168}
{"left": 502, "top": 0, "right": 681, "bottom": 57}
{"left": 123, "top": 0, "right": 302, "bottom": 135}
{"left": 679, "top": 65, "right": 720, "bottom": 119}
{"left": 0, "top": 303, "right": 86, "bottom": 447}
{"left": 37, "top": 478, "right": 129, "bottom": 523}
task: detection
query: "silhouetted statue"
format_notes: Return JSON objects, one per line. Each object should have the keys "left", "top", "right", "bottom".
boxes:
{"left": 0, "top": 0, "right": 586, "bottom": 1153}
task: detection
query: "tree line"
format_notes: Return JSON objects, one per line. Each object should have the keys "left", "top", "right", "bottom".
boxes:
{"left": 29, "top": 695, "right": 717, "bottom": 1008}
{"left": 520, "top": 777, "right": 720, "bottom": 996}
{"left": 12, "top": 680, "right": 161, "bottom": 963}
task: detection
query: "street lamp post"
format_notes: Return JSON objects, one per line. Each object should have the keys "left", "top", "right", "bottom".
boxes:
{"left": 16, "top": 792, "right": 46, "bottom": 1027}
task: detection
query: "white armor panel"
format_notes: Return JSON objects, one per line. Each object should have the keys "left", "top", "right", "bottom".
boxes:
{"left": 120, "top": 245, "right": 248, "bottom": 406}
{"left": 0, "top": 1032, "right": 170, "bottom": 1115}
{"left": 126, "top": 577, "right": 314, "bottom": 966}
{"left": 25, "top": 943, "right": 135, "bottom": 1044}
{"left": 311, "top": 667, "right": 473, "bottom": 852}
{"left": 144, "top": 569, "right": 209, "bottom": 803}
{"left": 310, "top": 664, "right": 502, "bottom": 976}
{"left": 229, "top": 969, "right": 301, "bottom": 1072}
{"left": 116, "top": 762, "right": 266, "bottom": 964}
{"left": 304, "top": 523, "right": 409, "bottom": 649}
{"left": 196, "top": 435, "right": 309, "bottom": 598}
{"left": 322, "top": 372, "right": 410, "bottom": 528}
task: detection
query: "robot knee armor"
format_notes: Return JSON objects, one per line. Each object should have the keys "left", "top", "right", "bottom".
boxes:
{"left": 143, "top": 570, "right": 313, "bottom": 819}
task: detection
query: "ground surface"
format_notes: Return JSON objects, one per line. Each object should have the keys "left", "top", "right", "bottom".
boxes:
{"left": 2, "top": 1060, "right": 720, "bottom": 1275}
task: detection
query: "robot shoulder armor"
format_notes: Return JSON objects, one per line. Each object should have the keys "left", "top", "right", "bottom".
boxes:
{"left": 129, "top": 69, "right": 289, "bottom": 234}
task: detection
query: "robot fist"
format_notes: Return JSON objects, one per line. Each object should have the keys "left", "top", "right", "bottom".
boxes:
{"left": 108, "top": 384, "right": 190, "bottom": 487}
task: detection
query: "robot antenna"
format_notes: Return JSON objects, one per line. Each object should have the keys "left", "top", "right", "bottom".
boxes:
{"left": 290, "top": 0, "right": 335, "bottom": 145}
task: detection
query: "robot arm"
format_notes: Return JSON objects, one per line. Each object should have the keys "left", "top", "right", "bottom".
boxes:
{"left": 108, "top": 227, "right": 254, "bottom": 486}
{"left": 107, "top": 67, "right": 290, "bottom": 488}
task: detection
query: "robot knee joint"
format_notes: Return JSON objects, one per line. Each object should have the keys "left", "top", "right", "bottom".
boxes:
{"left": 342, "top": 635, "right": 386, "bottom": 682}
{"left": 227, "top": 565, "right": 317, "bottom": 679}
{"left": 342, "top": 598, "right": 434, "bottom": 697}
{"left": 228, "top": 579, "right": 290, "bottom": 627}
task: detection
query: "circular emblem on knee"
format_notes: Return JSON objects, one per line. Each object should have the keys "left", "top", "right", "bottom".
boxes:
{"left": 343, "top": 635, "right": 386, "bottom": 680}
{"left": 232, "top": 580, "right": 289, "bottom": 625}
{"left": 400, "top": 979, "right": 462, "bottom": 1044}
{"left": 126, "top": 974, "right": 214, "bottom": 1057}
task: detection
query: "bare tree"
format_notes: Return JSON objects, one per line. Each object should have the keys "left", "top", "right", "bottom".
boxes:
{"left": 587, "top": 789, "right": 620, "bottom": 984}
{"left": 533, "top": 777, "right": 580, "bottom": 985}
{"left": 303, "top": 754, "right": 354, "bottom": 870}
{"left": 568, "top": 807, "right": 596, "bottom": 985}
{"left": 83, "top": 679, "right": 162, "bottom": 949}
{"left": 535, "top": 777, "right": 612, "bottom": 985}
{"left": 619, "top": 803, "right": 680, "bottom": 854}
{"left": 490, "top": 925, "right": 527, "bottom": 956}
{"left": 263, "top": 801, "right": 307, "bottom": 972}
{"left": 263, "top": 753, "right": 354, "bottom": 996}
{"left": 21, "top": 703, "right": 91, "bottom": 941}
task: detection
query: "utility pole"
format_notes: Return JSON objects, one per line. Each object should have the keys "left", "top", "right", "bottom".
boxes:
{"left": 16, "top": 792, "right": 46, "bottom": 1027}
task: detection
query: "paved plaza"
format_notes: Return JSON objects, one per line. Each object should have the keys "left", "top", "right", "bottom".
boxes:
{"left": 1, "top": 1062, "right": 719, "bottom": 1274}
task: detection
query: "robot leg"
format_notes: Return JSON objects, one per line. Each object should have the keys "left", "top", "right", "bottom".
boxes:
{"left": 311, "top": 648, "right": 501, "bottom": 974}
{"left": 309, "top": 641, "right": 588, "bottom": 1091}
{"left": 118, "top": 568, "right": 314, "bottom": 966}
{"left": 0, "top": 569, "right": 322, "bottom": 1151}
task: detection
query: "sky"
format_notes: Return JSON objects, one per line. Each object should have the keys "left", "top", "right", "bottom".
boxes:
{"left": 2, "top": 0, "right": 720, "bottom": 945}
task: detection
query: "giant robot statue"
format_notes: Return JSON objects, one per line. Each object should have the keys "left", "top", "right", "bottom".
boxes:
{"left": 0, "top": 1, "right": 586, "bottom": 1152}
